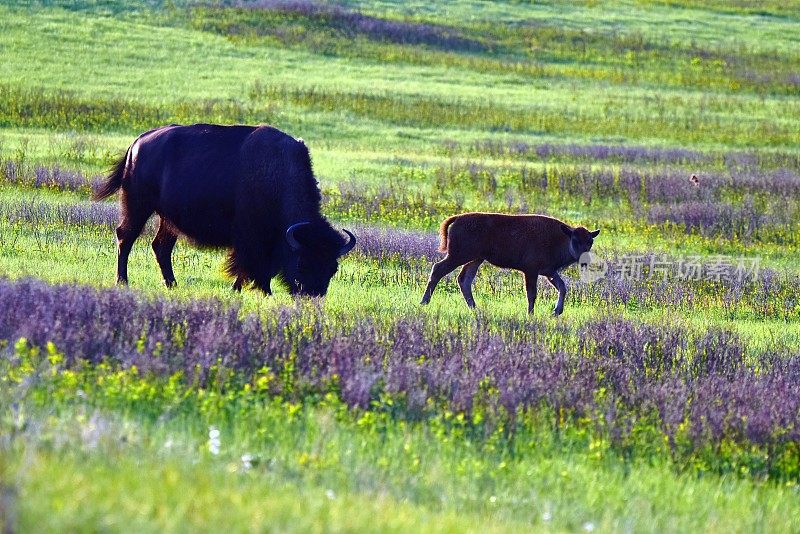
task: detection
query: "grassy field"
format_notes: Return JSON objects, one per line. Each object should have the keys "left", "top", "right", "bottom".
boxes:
{"left": 1, "top": 1, "right": 800, "bottom": 532}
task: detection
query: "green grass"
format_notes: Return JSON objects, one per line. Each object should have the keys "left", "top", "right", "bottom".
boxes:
{"left": 5, "top": 358, "right": 800, "bottom": 533}
{"left": 0, "top": 186, "right": 797, "bottom": 348}
{"left": 2, "top": 5, "right": 800, "bottom": 148}
{"left": 1, "top": 0, "right": 800, "bottom": 530}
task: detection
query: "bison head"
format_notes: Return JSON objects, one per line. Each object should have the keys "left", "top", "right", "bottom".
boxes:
{"left": 561, "top": 224, "right": 600, "bottom": 261}
{"left": 284, "top": 222, "right": 356, "bottom": 296}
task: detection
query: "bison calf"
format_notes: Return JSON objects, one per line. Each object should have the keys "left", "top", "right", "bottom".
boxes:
{"left": 420, "top": 213, "right": 599, "bottom": 315}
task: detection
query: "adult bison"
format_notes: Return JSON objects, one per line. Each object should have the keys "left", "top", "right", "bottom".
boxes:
{"left": 93, "top": 124, "right": 356, "bottom": 296}
{"left": 420, "top": 212, "right": 599, "bottom": 315}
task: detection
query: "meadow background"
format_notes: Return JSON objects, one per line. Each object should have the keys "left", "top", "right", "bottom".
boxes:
{"left": 1, "top": 0, "right": 800, "bottom": 531}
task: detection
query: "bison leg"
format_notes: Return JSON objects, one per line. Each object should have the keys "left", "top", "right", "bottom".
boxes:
{"left": 524, "top": 272, "right": 539, "bottom": 314}
{"left": 230, "top": 237, "right": 273, "bottom": 295}
{"left": 151, "top": 219, "right": 178, "bottom": 288}
{"left": 420, "top": 256, "right": 461, "bottom": 305}
{"left": 115, "top": 209, "right": 152, "bottom": 286}
{"left": 547, "top": 273, "right": 567, "bottom": 316}
{"left": 251, "top": 275, "right": 272, "bottom": 295}
{"left": 457, "top": 260, "right": 483, "bottom": 308}
{"left": 232, "top": 275, "right": 248, "bottom": 292}
{"left": 224, "top": 251, "right": 250, "bottom": 292}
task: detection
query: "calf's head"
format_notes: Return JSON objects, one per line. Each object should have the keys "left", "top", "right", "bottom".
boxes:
{"left": 284, "top": 222, "right": 356, "bottom": 296}
{"left": 561, "top": 224, "right": 600, "bottom": 260}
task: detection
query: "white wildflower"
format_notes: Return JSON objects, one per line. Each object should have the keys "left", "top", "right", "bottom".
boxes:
{"left": 208, "top": 426, "right": 221, "bottom": 455}
{"left": 241, "top": 453, "right": 254, "bottom": 470}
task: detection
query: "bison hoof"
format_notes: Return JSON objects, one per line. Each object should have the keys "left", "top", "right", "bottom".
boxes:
{"left": 165, "top": 280, "right": 177, "bottom": 289}
{"left": 552, "top": 308, "right": 564, "bottom": 316}
{"left": 116, "top": 278, "right": 128, "bottom": 287}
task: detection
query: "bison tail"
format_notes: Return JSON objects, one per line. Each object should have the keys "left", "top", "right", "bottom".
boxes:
{"left": 92, "top": 151, "right": 127, "bottom": 201}
{"left": 438, "top": 215, "right": 459, "bottom": 253}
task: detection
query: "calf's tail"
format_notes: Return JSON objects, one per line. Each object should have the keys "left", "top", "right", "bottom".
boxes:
{"left": 438, "top": 215, "right": 459, "bottom": 253}
{"left": 92, "top": 149, "right": 128, "bottom": 201}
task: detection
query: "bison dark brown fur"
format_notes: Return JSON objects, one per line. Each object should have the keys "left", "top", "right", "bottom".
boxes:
{"left": 420, "top": 212, "right": 599, "bottom": 314}
{"left": 93, "top": 124, "right": 355, "bottom": 296}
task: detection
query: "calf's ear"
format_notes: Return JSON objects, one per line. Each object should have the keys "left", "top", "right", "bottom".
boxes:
{"left": 560, "top": 224, "right": 573, "bottom": 236}
{"left": 590, "top": 229, "right": 600, "bottom": 238}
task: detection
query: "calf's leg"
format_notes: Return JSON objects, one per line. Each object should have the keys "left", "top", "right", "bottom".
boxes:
{"left": 547, "top": 273, "right": 567, "bottom": 316}
{"left": 524, "top": 271, "right": 539, "bottom": 314}
{"left": 421, "top": 256, "right": 462, "bottom": 305}
{"left": 457, "top": 260, "right": 483, "bottom": 308}
{"left": 151, "top": 219, "right": 178, "bottom": 288}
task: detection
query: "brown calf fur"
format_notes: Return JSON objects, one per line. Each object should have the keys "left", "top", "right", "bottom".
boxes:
{"left": 420, "top": 212, "right": 599, "bottom": 315}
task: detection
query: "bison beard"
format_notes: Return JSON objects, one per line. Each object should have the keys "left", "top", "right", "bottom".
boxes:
{"left": 94, "top": 124, "right": 355, "bottom": 296}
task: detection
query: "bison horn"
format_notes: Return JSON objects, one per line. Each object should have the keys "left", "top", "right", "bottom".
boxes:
{"left": 285, "top": 222, "right": 310, "bottom": 251}
{"left": 339, "top": 229, "right": 356, "bottom": 256}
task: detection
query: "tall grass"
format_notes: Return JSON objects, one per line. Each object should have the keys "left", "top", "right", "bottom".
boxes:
{"left": 0, "top": 85, "right": 277, "bottom": 133}
{"left": 189, "top": 4, "right": 800, "bottom": 96}
{"left": 3, "top": 155, "right": 798, "bottom": 244}
{"left": 3, "top": 276, "right": 800, "bottom": 481}
{"left": 2, "top": 79, "right": 799, "bottom": 147}
{"left": 248, "top": 84, "right": 800, "bottom": 146}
